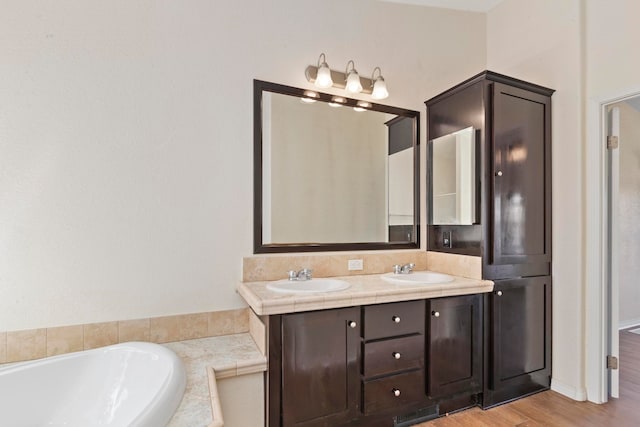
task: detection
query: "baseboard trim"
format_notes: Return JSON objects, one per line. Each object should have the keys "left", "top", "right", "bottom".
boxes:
{"left": 619, "top": 317, "right": 640, "bottom": 330}
{"left": 551, "top": 379, "right": 587, "bottom": 401}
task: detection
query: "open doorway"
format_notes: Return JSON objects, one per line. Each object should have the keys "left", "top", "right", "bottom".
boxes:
{"left": 586, "top": 86, "right": 640, "bottom": 404}
{"left": 606, "top": 97, "right": 640, "bottom": 399}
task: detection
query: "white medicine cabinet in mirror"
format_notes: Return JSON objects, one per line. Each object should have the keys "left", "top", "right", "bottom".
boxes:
{"left": 254, "top": 80, "right": 419, "bottom": 253}
{"left": 429, "top": 127, "right": 478, "bottom": 225}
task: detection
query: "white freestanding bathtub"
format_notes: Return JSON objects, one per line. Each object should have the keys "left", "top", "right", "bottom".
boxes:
{"left": 0, "top": 342, "right": 186, "bottom": 427}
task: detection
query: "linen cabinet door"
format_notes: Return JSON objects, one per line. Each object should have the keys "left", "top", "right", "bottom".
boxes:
{"left": 281, "top": 307, "right": 361, "bottom": 427}
{"left": 485, "top": 276, "right": 551, "bottom": 407}
{"left": 427, "top": 294, "right": 482, "bottom": 399}
{"left": 490, "top": 83, "right": 551, "bottom": 269}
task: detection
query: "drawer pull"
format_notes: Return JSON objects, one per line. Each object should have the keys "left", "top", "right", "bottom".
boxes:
{"left": 432, "top": 311, "right": 440, "bottom": 318}
{"left": 392, "top": 388, "right": 401, "bottom": 397}
{"left": 392, "top": 315, "right": 401, "bottom": 323}
{"left": 496, "top": 290, "right": 503, "bottom": 296}
{"left": 349, "top": 321, "right": 357, "bottom": 328}
{"left": 392, "top": 352, "right": 401, "bottom": 360}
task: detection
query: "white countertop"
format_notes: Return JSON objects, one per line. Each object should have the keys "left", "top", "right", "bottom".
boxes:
{"left": 238, "top": 272, "right": 494, "bottom": 316}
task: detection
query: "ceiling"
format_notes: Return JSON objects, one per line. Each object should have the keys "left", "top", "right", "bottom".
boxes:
{"left": 379, "top": 0, "right": 506, "bottom": 13}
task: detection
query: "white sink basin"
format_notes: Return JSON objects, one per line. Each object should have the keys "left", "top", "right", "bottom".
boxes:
{"left": 266, "top": 278, "right": 351, "bottom": 294}
{"left": 381, "top": 271, "right": 454, "bottom": 285}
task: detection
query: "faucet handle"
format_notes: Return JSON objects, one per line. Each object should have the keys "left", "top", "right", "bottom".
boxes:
{"left": 287, "top": 270, "right": 298, "bottom": 281}
{"left": 299, "top": 268, "right": 313, "bottom": 280}
{"left": 393, "top": 264, "right": 401, "bottom": 274}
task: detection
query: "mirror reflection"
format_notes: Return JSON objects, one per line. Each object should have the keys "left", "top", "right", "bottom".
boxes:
{"left": 255, "top": 81, "right": 419, "bottom": 253}
{"left": 430, "top": 127, "right": 477, "bottom": 225}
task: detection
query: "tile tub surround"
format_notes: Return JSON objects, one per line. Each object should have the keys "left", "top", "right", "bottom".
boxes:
{"left": 426, "top": 251, "right": 482, "bottom": 280}
{"left": 164, "top": 334, "right": 266, "bottom": 427}
{"left": 243, "top": 250, "right": 428, "bottom": 282}
{"left": 238, "top": 273, "right": 494, "bottom": 316}
{"left": 0, "top": 308, "right": 249, "bottom": 364}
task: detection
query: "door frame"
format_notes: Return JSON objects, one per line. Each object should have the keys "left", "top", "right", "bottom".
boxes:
{"left": 585, "top": 85, "right": 640, "bottom": 403}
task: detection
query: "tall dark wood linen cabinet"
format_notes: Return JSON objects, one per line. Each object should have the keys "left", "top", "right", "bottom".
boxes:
{"left": 425, "top": 71, "right": 553, "bottom": 408}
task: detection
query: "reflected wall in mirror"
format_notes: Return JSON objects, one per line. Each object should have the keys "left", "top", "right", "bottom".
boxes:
{"left": 254, "top": 80, "right": 419, "bottom": 253}
{"left": 429, "top": 127, "right": 477, "bottom": 225}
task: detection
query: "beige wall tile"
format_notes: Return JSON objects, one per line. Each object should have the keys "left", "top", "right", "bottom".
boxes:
{"left": 118, "top": 318, "right": 150, "bottom": 342}
{"left": 83, "top": 322, "right": 118, "bottom": 350}
{"left": 7, "top": 329, "right": 46, "bottom": 362}
{"left": 0, "top": 332, "right": 7, "bottom": 363}
{"left": 243, "top": 250, "right": 428, "bottom": 282}
{"left": 426, "top": 251, "right": 482, "bottom": 279}
{"left": 177, "top": 313, "right": 209, "bottom": 340}
{"left": 208, "top": 310, "right": 235, "bottom": 337}
{"left": 47, "top": 325, "right": 84, "bottom": 356}
{"left": 233, "top": 308, "right": 249, "bottom": 333}
{"left": 150, "top": 316, "right": 180, "bottom": 343}
{"left": 249, "top": 311, "right": 266, "bottom": 356}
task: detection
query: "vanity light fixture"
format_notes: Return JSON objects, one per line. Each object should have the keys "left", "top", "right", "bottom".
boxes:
{"left": 305, "top": 53, "right": 389, "bottom": 99}
{"left": 344, "top": 60, "right": 363, "bottom": 93}
{"left": 300, "top": 90, "right": 319, "bottom": 103}
{"left": 314, "top": 53, "right": 333, "bottom": 88}
{"left": 371, "top": 67, "right": 389, "bottom": 100}
{"left": 328, "top": 96, "right": 346, "bottom": 107}
{"left": 353, "top": 100, "right": 371, "bottom": 112}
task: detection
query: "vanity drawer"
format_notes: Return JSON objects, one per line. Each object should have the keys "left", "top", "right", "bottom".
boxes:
{"left": 363, "top": 300, "right": 425, "bottom": 340}
{"left": 363, "top": 369, "right": 424, "bottom": 415}
{"left": 363, "top": 335, "right": 424, "bottom": 378}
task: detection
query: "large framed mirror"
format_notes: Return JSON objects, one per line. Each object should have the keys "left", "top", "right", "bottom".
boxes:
{"left": 254, "top": 80, "right": 420, "bottom": 253}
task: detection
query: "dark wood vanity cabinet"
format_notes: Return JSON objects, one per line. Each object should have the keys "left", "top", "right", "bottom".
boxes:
{"left": 278, "top": 307, "right": 361, "bottom": 427}
{"left": 426, "top": 71, "right": 554, "bottom": 408}
{"left": 267, "top": 296, "right": 484, "bottom": 427}
{"left": 427, "top": 294, "right": 482, "bottom": 399}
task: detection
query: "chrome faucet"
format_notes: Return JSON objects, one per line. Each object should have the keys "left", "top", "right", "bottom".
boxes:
{"left": 287, "top": 268, "right": 313, "bottom": 281}
{"left": 393, "top": 263, "right": 415, "bottom": 274}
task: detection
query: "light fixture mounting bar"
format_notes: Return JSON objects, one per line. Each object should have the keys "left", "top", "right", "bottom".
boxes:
{"left": 305, "top": 65, "right": 374, "bottom": 95}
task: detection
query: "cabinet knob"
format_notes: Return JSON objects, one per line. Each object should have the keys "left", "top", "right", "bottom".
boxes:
{"left": 432, "top": 311, "right": 440, "bottom": 318}
{"left": 496, "top": 290, "right": 503, "bottom": 296}
{"left": 392, "top": 352, "right": 401, "bottom": 360}
{"left": 348, "top": 321, "right": 357, "bottom": 328}
{"left": 496, "top": 170, "right": 503, "bottom": 177}
{"left": 392, "top": 388, "right": 401, "bottom": 397}
{"left": 392, "top": 316, "right": 401, "bottom": 323}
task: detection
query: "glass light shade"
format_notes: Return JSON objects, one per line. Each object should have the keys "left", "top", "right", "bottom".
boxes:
{"left": 315, "top": 63, "right": 333, "bottom": 88}
{"left": 345, "top": 70, "right": 363, "bottom": 93}
{"left": 371, "top": 77, "right": 389, "bottom": 100}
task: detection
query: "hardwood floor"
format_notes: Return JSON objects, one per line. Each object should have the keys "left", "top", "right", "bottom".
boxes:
{"left": 418, "top": 330, "right": 640, "bottom": 426}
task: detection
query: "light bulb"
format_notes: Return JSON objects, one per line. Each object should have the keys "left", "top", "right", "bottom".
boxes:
{"left": 371, "top": 76, "right": 389, "bottom": 100}
{"left": 345, "top": 70, "right": 363, "bottom": 93}
{"left": 315, "top": 62, "right": 333, "bottom": 88}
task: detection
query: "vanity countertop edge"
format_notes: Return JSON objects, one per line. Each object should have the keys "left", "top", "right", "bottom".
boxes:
{"left": 238, "top": 273, "right": 494, "bottom": 316}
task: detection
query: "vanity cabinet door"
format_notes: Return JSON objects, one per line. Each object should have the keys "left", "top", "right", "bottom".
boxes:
{"left": 427, "top": 294, "right": 482, "bottom": 398}
{"left": 484, "top": 276, "right": 551, "bottom": 407}
{"left": 281, "top": 307, "right": 360, "bottom": 427}
{"left": 489, "top": 83, "right": 551, "bottom": 271}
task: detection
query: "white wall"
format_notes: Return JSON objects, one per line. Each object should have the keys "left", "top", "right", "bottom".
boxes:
{"left": 586, "top": 0, "right": 640, "bottom": 101}
{"left": 487, "top": 0, "right": 586, "bottom": 400}
{"left": 0, "top": 0, "right": 486, "bottom": 331}
{"left": 616, "top": 101, "right": 640, "bottom": 327}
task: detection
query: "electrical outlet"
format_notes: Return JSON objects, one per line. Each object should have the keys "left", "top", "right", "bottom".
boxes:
{"left": 348, "top": 259, "right": 363, "bottom": 271}
{"left": 443, "top": 231, "right": 452, "bottom": 248}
